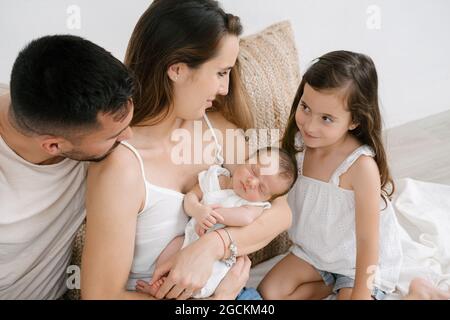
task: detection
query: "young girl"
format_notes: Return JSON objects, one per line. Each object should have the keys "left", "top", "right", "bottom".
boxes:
{"left": 258, "top": 50, "right": 403, "bottom": 300}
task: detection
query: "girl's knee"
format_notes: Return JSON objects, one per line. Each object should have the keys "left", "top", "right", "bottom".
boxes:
{"left": 257, "top": 279, "right": 284, "bottom": 300}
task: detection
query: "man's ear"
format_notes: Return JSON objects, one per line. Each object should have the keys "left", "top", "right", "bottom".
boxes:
{"left": 39, "top": 136, "right": 71, "bottom": 156}
{"left": 167, "top": 62, "right": 188, "bottom": 82}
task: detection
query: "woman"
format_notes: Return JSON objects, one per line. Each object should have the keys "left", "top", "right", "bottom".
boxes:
{"left": 81, "top": 0, "right": 291, "bottom": 299}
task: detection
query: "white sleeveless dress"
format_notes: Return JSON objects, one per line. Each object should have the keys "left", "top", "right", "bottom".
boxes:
{"left": 288, "top": 134, "right": 403, "bottom": 293}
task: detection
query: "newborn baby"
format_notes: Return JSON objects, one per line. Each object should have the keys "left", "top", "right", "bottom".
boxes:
{"left": 136, "top": 147, "right": 298, "bottom": 298}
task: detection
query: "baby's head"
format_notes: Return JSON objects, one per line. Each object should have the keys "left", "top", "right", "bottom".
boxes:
{"left": 231, "top": 147, "right": 298, "bottom": 202}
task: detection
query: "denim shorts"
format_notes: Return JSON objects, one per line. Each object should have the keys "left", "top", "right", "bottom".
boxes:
{"left": 235, "top": 287, "right": 263, "bottom": 300}
{"left": 317, "top": 270, "right": 386, "bottom": 300}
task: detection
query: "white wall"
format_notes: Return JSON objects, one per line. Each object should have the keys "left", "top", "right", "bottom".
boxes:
{"left": 1, "top": 0, "right": 449, "bottom": 128}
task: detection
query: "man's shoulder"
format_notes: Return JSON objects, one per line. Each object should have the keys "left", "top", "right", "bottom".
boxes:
{"left": 0, "top": 91, "right": 10, "bottom": 108}
{"left": 0, "top": 93, "right": 10, "bottom": 130}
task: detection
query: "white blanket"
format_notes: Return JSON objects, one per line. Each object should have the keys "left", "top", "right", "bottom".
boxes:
{"left": 248, "top": 178, "right": 450, "bottom": 299}
{"left": 394, "top": 178, "right": 450, "bottom": 294}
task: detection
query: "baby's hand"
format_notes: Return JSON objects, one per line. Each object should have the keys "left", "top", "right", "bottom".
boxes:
{"left": 194, "top": 204, "right": 224, "bottom": 230}
{"left": 195, "top": 223, "right": 207, "bottom": 237}
{"left": 136, "top": 277, "right": 166, "bottom": 298}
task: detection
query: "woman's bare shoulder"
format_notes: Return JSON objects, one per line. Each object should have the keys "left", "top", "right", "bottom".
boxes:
{"left": 88, "top": 143, "right": 142, "bottom": 184}
{"left": 86, "top": 143, "right": 145, "bottom": 215}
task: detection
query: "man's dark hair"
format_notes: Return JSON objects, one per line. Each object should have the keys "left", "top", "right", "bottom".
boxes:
{"left": 9, "top": 35, "right": 134, "bottom": 137}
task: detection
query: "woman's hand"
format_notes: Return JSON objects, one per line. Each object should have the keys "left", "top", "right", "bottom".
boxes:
{"left": 212, "top": 256, "right": 251, "bottom": 300}
{"left": 150, "top": 231, "right": 224, "bottom": 300}
{"left": 138, "top": 255, "right": 252, "bottom": 300}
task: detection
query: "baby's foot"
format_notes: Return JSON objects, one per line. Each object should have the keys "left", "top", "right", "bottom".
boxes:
{"left": 405, "top": 277, "right": 450, "bottom": 300}
{"left": 136, "top": 277, "right": 166, "bottom": 297}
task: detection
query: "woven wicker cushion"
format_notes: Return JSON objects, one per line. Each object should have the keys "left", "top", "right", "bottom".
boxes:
{"left": 239, "top": 20, "right": 300, "bottom": 151}
{"left": 238, "top": 21, "right": 300, "bottom": 266}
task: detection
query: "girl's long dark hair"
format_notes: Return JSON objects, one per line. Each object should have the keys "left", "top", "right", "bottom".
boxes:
{"left": 282, "top": 50, "right": 395, "bottom": 200}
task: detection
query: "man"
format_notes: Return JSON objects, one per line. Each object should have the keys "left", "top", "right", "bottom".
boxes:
{"left": 0, "top": 35, "right": 134, "bottom": 299}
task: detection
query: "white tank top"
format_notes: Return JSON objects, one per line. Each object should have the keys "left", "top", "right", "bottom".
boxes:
{"left": 125, "top": 114, "right": 223, "bottom": 290}
{"left": 0, "top": 135, "right": 87, "bottom": 299}
{"left": 288, "top": 133, "right": 403, "bottom": 293}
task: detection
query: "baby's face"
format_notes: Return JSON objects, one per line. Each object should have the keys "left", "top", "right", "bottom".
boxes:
{"left": 231, "top": 154, "right": 290, "bottom": 202}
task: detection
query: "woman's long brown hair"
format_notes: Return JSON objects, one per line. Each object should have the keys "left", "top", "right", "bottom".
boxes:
{"left": 282, "top": 50, "right": 395, "bottom": 201}
{"left": 124, "top": 0, "right": 253, "bottom": 130}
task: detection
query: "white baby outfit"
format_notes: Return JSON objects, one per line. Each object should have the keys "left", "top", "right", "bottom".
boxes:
{"left": 288, "top": 133, "right": 403, "bottom": 293}
{"left": 183, "top": 164, "right": 271, "bottom": 298}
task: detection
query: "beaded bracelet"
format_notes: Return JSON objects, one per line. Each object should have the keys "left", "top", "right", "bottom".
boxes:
{"left": 213, "top": 229, "right": 227, "bottom": 260}
{"left": 222, "top": 228, "right": 237, "bottom": 267}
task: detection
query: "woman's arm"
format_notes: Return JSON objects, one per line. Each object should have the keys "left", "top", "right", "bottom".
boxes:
{"left": 351, "top": 156, "right": 381, "bottom": 300}
{"left": 215, "top": 206, "right": 265, "bottom": 226}
{"left": 81, "top": 145, "right": 154, "bottom": 300}
{"left": 224, "top": 195, "right": 292, "bottom": 255}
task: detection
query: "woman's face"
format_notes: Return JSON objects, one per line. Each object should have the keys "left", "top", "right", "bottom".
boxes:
{"left": 171, "top": 35, "right": 240, "bottom": 120}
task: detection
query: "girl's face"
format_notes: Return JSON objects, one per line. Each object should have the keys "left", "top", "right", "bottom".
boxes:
{"left": 295, "top": 83, "right": 356, "bottom": 149}
{"left": 170, "top": 35, "right": 240, "bottom": 120}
